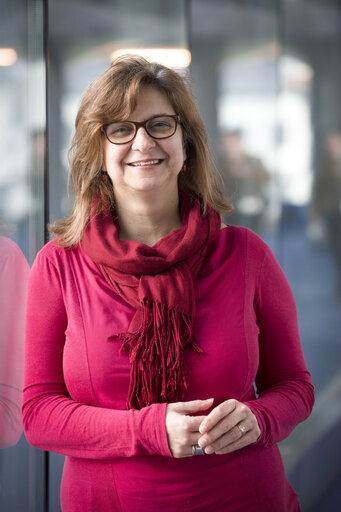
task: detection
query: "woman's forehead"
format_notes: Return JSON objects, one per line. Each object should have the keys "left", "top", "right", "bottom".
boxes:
{"left": 100, "top": 85, "right": 175, "bottom": 123}
{"left": 129, "top": 87, "right": 174, "bottom": 118}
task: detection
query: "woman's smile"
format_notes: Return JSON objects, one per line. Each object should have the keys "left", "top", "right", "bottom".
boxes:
{"left": 126, "top": 158, "right": 164, "bottom": 168}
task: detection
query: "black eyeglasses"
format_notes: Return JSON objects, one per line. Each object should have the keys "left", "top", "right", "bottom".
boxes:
{"left": 102, "top": 114, "right": 180, "bottom": 145}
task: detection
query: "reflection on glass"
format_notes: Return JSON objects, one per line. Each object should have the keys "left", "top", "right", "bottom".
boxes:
{"left": 191, "top": 0, "right": 341, "bottom": 510}
{"left": 0, "top": 234, "right": 29, "bottom": 448}
{"left": 219, "top": 129, "right": 270, "bottom": 232}
{"left": 0, "top": 0, "right": 46, "bottom": 510}
{"left": 313, "top": 130, "right": 341, "bottom": 300}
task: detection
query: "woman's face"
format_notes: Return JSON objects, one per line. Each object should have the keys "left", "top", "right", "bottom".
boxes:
{"left": 103, "top": 87, "right": 186, "bottom": 199}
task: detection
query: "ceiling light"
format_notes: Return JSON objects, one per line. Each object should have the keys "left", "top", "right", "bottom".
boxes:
{"left": 0, "top": 48, "right": 18, "bottom": 66}
{"left": 111, "top": 48, "right": 191, "bottom": 69}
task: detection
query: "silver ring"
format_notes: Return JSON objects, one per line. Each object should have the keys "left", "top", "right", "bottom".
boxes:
{"left": 192, "top": 444, "right": 205, "bottom": 455}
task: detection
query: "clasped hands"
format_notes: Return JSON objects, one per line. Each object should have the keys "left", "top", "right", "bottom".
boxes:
{"left": 165, "top": 398, "right": 261, "bottom": 458}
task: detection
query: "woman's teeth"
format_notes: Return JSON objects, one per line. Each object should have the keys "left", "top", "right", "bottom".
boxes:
{"left": 129, "top": 159, "right": 162, "bottom": 167}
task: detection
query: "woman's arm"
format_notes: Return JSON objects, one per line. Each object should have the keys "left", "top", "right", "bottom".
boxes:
{"left": 196, "top": 232, "right": 314, "bottom": 455}
{"left": 243, "top": 242, "right": 315, "bottom": 446}
{"left": 22, "top": 250, "right": 171, "bottom": 459}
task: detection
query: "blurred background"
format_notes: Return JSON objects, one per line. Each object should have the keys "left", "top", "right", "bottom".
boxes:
{"left": 0, "top": 0, "right": 340, "bottom": 510}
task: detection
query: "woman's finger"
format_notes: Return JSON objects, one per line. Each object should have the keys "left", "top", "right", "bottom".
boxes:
{"left": 214, "top": 430, "right": 256, "bottom": 455}
{"left": 198, "top": 399, "right": 238, "bottom": 434}
{"left": 197, "top": 400, "right": 261, "bottom": 455}
{"left": 198, "top": 408, "right": 247, "bottom": 448}
{"left": 171, "top": 398, "right": 214, "bottom": 415}
{"left": 186, "top": 414, "right": 210, "bottom": 433}
{"left": 202, "top": 419, "right": 253, "bottom": 454}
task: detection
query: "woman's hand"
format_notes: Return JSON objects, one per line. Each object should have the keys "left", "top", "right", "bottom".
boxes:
{"left": 165, "top": 398, "right": 214, "bottom": 458}
{"left": 197, "top": 399, "right": 261, "bottom": 455}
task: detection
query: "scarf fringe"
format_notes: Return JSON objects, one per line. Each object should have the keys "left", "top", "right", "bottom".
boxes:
{"left": 119, "top": 299, "right": 202, "bottom": 409}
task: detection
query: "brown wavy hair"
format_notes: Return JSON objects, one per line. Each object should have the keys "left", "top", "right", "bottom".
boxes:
{"left": 49, "top": 55, "right": 232, "bottom": 246}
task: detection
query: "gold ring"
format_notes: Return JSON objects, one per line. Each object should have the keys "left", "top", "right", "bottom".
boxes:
{"left": 237, "top": 422, "right": 247, "bottom": 435}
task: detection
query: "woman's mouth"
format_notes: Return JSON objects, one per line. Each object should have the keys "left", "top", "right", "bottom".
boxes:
{"left": 127, "top": 159, "right": 163, "bottom": 167}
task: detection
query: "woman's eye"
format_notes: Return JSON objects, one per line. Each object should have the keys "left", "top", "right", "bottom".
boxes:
{"left": 150, "top": 121, "right": 171, "bottom": 129}
{"left": 107, "top": 124, "right": 134, "bottom": 136}
{"left": 114, "top": 127, "right": 129, "bottom": 134}
{"left": 113, "top": 126, "right": 129, "bottom": 134}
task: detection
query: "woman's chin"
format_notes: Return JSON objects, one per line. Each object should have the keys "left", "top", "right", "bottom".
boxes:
{"left": 130, "top": 176, "right": 177, "bottom": 194}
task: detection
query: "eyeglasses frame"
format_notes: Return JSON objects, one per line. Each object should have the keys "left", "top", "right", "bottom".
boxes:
{"left": 102, "top": 114, "right": 181, "bottom": 145}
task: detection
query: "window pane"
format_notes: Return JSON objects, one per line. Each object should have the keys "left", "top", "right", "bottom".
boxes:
{"left": 190, "top": 0, "right": 278, "bottom": 241}
{"left": 279, "top": 1, "right": 341, "bottom": 510}
{"left": 190, "top": 1, "right": 341, "bottom": 510}
{"left": 36, "top": 1, "right": 341, "bottom": 510}
{"left": 0, "top": 0, "right": 46, "bottom": 511}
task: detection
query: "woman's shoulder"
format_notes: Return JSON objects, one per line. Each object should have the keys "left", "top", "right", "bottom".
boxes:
{"left": 34, "top": 238, "right": 79, "bottom": 269}
{"left": 218, "top": 225, "right": 282, "bottom": 290}
{"left": 220, "top": 224, "right": 269, "bottom": 257}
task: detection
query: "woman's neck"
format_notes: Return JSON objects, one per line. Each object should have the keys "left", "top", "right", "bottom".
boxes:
{"left": 115, "top": 191, "right": 182, "bottom": 246}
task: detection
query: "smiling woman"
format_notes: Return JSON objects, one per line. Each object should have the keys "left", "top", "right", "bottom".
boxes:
{"left": 23, "top": 55, "right": 314, "bottom": 512}
{"left": 47, "top": 55, "right": 230, "bottom": 247}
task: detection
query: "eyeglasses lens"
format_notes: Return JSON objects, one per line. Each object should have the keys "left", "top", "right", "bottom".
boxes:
{"left": 145, "top": 116, "right": 176, "bottom": 139}
{"left": 105, "top": 122, "right": 135, "bottom": 144}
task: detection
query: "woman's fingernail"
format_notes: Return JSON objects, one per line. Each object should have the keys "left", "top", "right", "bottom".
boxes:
{"left": 198, "top": 438, "right": 206, "bottom": 448}
{"left": 205, "top": 446, "right": 213, "bottom": 454}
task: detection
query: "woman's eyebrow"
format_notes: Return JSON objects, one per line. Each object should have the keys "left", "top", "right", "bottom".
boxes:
{"left": 124, "top": 113, "right": 175, "bottom": 122}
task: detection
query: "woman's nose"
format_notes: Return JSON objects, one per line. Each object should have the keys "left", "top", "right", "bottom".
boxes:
{"left": 131, "top": 127, "right": 156, "bottom": 151}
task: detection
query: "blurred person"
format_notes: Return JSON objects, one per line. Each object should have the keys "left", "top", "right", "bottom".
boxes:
{"left": 23, "top": 56, "right": 314, "bottom": 512}
{"left": 219, "top": 129, "right": 270, "bottom": 232}
{"left": 313, "top": 130, "right": 341, "bottom": 299}
{"left": 0, "top": 231, "right": 29, "bottom": 448}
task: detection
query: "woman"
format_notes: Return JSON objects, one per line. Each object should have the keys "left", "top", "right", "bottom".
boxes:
{"left": 23, "top": 55, "right": 314, "bottom": 512}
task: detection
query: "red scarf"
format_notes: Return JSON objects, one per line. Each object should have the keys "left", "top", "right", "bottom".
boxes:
{"left": 81, "top": 192, "right": 221, "bottom": 409}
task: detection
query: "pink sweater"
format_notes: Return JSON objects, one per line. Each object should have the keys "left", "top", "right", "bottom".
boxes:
{"left": 23, "top": 226, "right": 314, "bottom": 512}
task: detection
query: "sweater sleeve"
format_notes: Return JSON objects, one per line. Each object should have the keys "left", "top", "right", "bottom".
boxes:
{"left": 22, "top": 249, "right": 171, "bottom": 459}
{"left": 243, "top": 240, "right": 314, "bottom": 446}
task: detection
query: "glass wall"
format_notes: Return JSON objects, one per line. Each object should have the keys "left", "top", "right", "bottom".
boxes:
{"left": 278, "top": 2, "right": 341, "bottom": 510}
{"left": 190, "top": 1, "right": 341, "bottom": 511}
{"left": 0, "top": 0, "right": 46, "bottom": 511}
{"left": 190, "top": 0, "right": 279, "bottom": 241}
{"left": 0, "top": 0, "right": 340, "bottom": 510}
